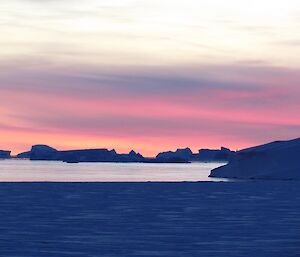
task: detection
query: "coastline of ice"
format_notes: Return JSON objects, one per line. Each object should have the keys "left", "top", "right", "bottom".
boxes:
{"left": 210, "top": 138, "right": 300, "bottom": 180}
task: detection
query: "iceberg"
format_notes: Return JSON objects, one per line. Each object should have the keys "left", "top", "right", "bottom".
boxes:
{"left": 0, "top": 150, "right": 11, "bottom": 159}
{"left": 209, "top": 137, "right": 300, "bottom": 180}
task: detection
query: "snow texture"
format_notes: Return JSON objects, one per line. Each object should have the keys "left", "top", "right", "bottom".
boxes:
{"left": 0, "top": 182, "right": 299, "bottom": 257}
{"left": 210, "top": 138, "right": 300, "bottom": 180}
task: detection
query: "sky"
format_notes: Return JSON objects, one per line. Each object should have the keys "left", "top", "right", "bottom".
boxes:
{"left": 0, "top": 0, "right": 300, "bottom": 156}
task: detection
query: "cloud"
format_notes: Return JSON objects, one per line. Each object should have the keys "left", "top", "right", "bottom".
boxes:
{"left": 1, "top": 61, "right": 300, "bottom": 149}
{"left": 0, "top": 58, "right": 294, "bottom": 87}
{"left": 275, "top": 39, "right": 300, "bottom": 46}
{"left": 1, "top": 60, "right": 300, "bottom": 110}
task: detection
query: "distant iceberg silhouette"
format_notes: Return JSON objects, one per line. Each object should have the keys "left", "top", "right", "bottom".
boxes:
{"left": 13, "top": 144, "right": 235, "bottom": 163}
{"left": 0, "top": 150, "right": 11, "bottom": 159}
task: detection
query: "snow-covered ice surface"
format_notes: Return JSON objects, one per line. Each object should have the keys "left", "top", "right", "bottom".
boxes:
{"left": 0, "top": 182, "right": 299, "bottom": 257}
{"left": 210, "top": 137, "right": 300, "bottom": 180}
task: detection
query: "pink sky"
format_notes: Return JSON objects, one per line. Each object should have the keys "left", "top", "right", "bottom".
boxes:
{"left": 1, "top": 0, "right": 300, "bottom": 156}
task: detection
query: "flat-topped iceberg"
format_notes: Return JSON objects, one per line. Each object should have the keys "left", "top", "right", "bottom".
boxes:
{"left": 24, "top": 145, "right": 145, "bottom": 163}
{"left": 209, "top": 137, "right": 300, "bottom": 180}
{"left": 156, "top": 147, "right": 235, "bottom": 162}
{"left": 0, "top": 150, "right": 11, "bottom": 159}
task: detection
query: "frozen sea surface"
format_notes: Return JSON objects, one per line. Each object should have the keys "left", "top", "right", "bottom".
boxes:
{"left": 0, "top": 160, "right": 227, "bottom": 182}
{"left": 0, "top": 182, "right": 299, "bottom": 257}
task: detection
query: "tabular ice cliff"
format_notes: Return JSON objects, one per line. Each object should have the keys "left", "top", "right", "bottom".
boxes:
{"left": 0, "top": 150, "right": 11, "bottom": 159}
{"left": 156, "top": 147, "right": 235, "bottom": 163}
{"left": 196, "top": 147, "right": 235, "bottom": 162}
{"left": 16, "top": 144, "right": 235, "bottom": 163}
{"left": 62, "top": 149, "right": 145, "bottom": 163}
{"left": 209, "top": 137, "right": 300, "bottom": 180}
{"left": 156, "top": 148, "right": 193, "bottom": 163}
{"left": 18, "top": 145, "right": 146, "bottom": 163}
{"left": 30, "top": 145, "right": 59, "bottom": 161}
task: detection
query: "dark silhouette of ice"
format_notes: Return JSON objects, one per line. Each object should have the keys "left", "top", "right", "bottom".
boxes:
{"left": 15, "top": 144, "right": 236, "bottom": 163}
{"left": 17, "top": 145, "right": 191, "bottom": 163}
{"left": 196, "top": 147, "right": 235, "bottom": 161}
{"left": 0, "top": 150, "right": 11, "bottom": 159}
{"left": 210, "top": 137, "right": 300, "bottom": 180}
{"left": 21, "top": 145, "right": 147, "bottom": 163}
{"left": 16, "top": 144, "right": 235, "bottom": 163}
{"left": 30, "top": 145, "right": 59, "bottom": 160}
{"left": 16, "top": 151, "right": 31, "bottom": 158}
{"left": 156, "top": 147, "right": 235, "bottom": 162}
{"left": 156, "top": 148, "right": 193, "bottom": 163}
